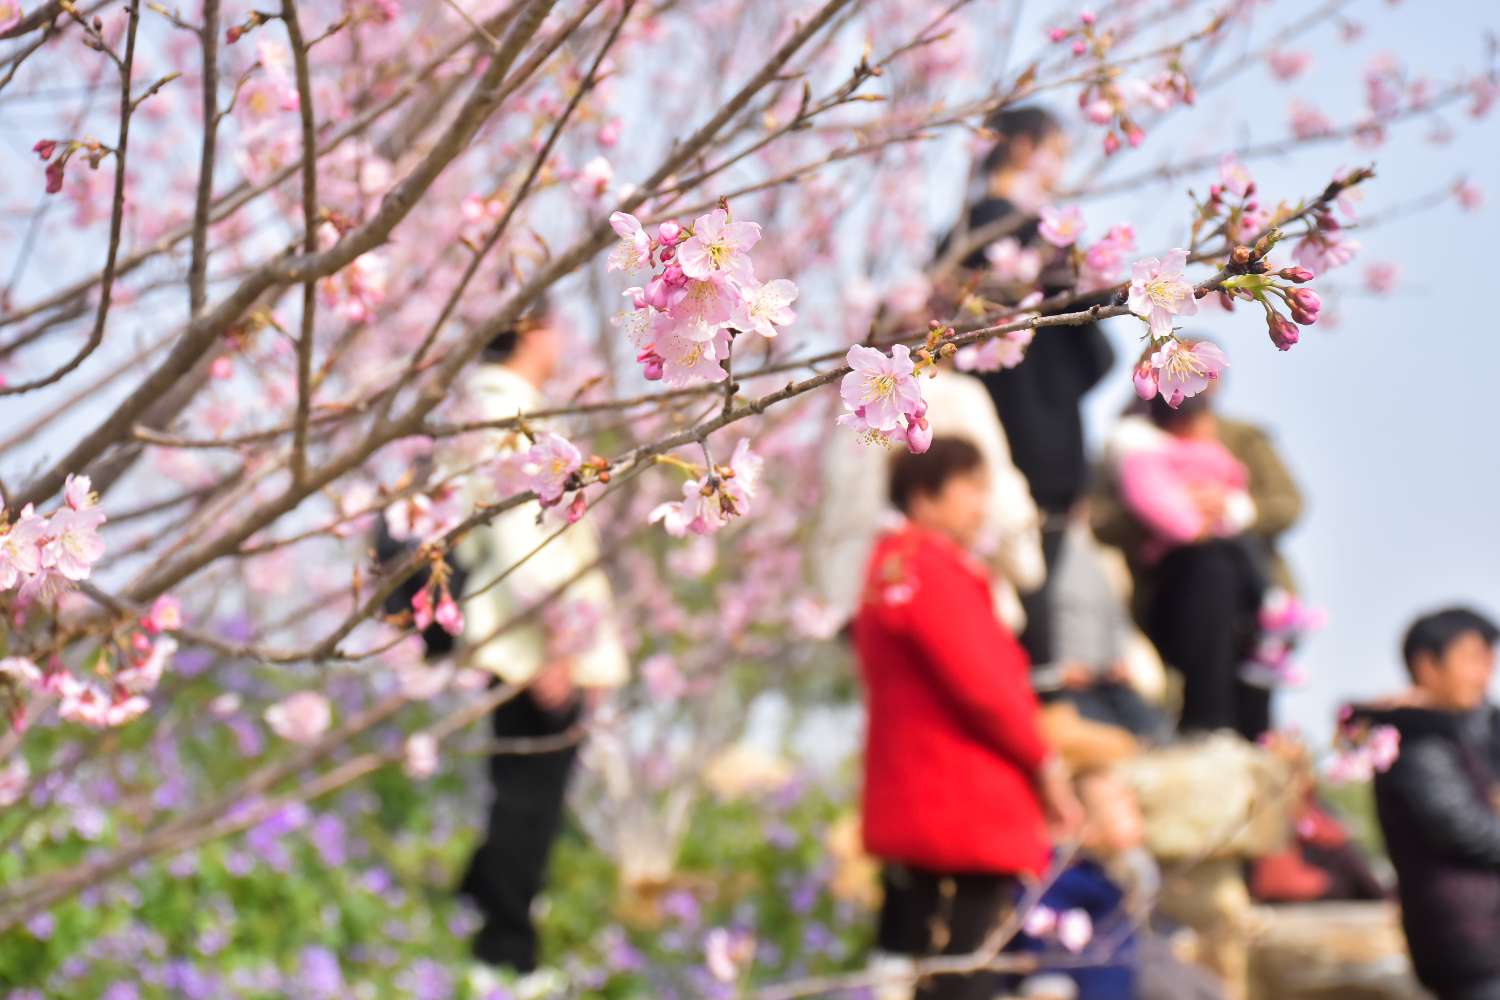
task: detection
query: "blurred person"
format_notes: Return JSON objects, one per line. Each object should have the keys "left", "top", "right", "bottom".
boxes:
{"left": 1035, "top": 499, "right": 1171, "bottom": 742}
{"left": 1351, "top": 607, "right": 1500, "bottom": 1000}
{"left": 1015, "top": 768, "right": 1226, "bottom": 1000}
{"left": 1093, "top": 382, "right": 1303, "bottom": 740}
{"left": 936, "top": 106, "right": 1116, "bottom": 675}
{"left": 817, "top": 365, "right": 1045, "bottom": 634}
{"left": 1248, "top": 735, "right": 1387, "bottom": 904}
{"left": 451, "top": 301, "right": 630, "bottom": 978}
{"left": 854, "top": 436, "right": 1081, "bottom": 1000}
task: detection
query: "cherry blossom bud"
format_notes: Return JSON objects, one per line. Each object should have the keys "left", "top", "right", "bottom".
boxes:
{"left": 566, "top": 494, "right": 587, "bottom": 524}
{"left": 657, "top": 221, "right": 682, "bottom": 243}
{"left": 1267, "top": 312, "right": 1300, "bottom": 351}
{"left": 1071, "top": 39, "right": 1087, "bottom": 56}
{"left": 1048, "top": 26, "right": 1068, "bottom": 42}
{"left": 434, "top": 590, "right": 463, "bottom": 635}
{"left": 1079, "top": 10, "right": 1096, "bottom": 25}
{"left": 32, "top": 139, "right": 56, "bottom": 160}
{"left": 1125, "top": 124, "right": 1146, "bottom": 147}
{"left": 1287, "top": 286, "right": 1321, "bottom": 325}
{"left": 411, "top": 588, "right": 434, "bottom": 630}
{"left": 598, "top": 118, "right": 622, "bottom": 148}
{"left": 226, "top": 24, "right": 243, "bottom": 43}
{"left": 1132, "top": 361, "right": 1158, "bottom": 400}
{"left": 1278, "top": 266, "right": 1315, "bottom": 283}
{"left": 44, "top": 159, "right": 64, "bottom": 194}
{"left": 1102, "top": 131, "right": 1121, "bottom": 156}
{"left": 1230, "top": 245, "right": 1251, "bottom": 267}
{"left": 905, "top": 417, "right": 932, "bottom": 454}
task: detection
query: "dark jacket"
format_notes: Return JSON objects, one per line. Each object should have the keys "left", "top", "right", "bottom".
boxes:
{"left": 939, "top": 197, "right": 1115, "bottom": 517}
{"left": 1357, "top": 704, "right": 1500, "bottom": 993}
{"left": 1013, "top": 856, "right": 1136, "bottom": 1000}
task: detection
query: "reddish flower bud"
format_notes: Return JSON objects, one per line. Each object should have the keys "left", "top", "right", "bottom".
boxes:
{"left": 1071, "top": 39, "right": 1087, "bottom": 56}
{"left": 1048, "top": 26, "right": 1069, "bottom": 42}
{"left": 1125, "top": 124, "right": 1145, "bottom": 147}
{"left": 1079, "top": 10, "right": 1096, "bottom": 25}
{"left": 1102, "top": 131, "right": 1121, "bottom": 156}
{"left": 566, "top": 494, "right": 587, "bottom": 524}
{"left": 1132, "top": 361, "right": 1158, "bottom": 401}
{"left": 32, "top": 139, "right": 56, "bottom": 160}
{"left": 1267, "top": 312, "right": 1300, "bottom": 351}
{"left": 44, "top": 159, "right": 64, "bottom": 194}
{"left": 226, "top": 24, "right": 243, "bottom": 43}
{"left": 1278, "top": 266, "right": 1315, "bottom": 283}
{"left": 1287, "top": 286, "right": 1321, "bottom": 325}
{"left": 1230, "top": 245, "right": 1251, "bottom": 266}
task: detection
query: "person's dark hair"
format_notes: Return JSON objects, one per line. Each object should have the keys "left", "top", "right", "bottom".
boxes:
{"left": 888, "top": 436, "right": 984, "bottom": 514}
{"left": 1148, "top": 389, "right": 1213, "bottom": 429}
{"left": 980, "top": 107, "right": 1062, "bottom": 176}
{"left": 1401, "top": 607, "right": 1500, "bottom": 678}
{"left": 483, "top": 294, "right": 553, "bottom": 362}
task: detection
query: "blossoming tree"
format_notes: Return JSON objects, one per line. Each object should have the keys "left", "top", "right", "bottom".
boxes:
{"left": 0, "top": 0, "right": 1494, "bottom": 991}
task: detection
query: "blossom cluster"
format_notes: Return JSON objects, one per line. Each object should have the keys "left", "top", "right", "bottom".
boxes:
{"left": 610, "top": 207, "right": 798, "bottom": 387}
{"left": 1240, "top": 589, "right": 1328, "bottom": 689}
{"left": 651, "top": 440, "right": 764, "bottom": 538}
{"left": 1326, "top": 711, "right": 1401, "bottom": 784}
{"left": 0, "top": 474, "right": 107, "bottom": 601}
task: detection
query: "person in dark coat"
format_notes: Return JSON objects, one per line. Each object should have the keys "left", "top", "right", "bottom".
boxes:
{"left": 855, "top": 437, "right": 1082, "bottom": 1000}
{"left": 1354, "top": 607, "right": 1500, "bottom": 1000}
{"left": 935, "top": 107, "right": 1115, "bottom": 674}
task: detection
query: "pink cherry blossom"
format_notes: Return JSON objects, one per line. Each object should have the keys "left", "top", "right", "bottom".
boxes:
{"left": 571, "top": 155, "right": 613, "bottom": 199}
{"left": 402, "top": 733, "right": 439, "bottom": 779}
{"left": 677, "top": 208, "right": 761, "bottom": 284}
{"left": 650, "top": 439, "right": 761, "bottom": 537}
{"left": 1149, "top": 339, "right": 1227, "bottom": 408}
{"left": 522, "top": 432, "right": 582, "bottom": 505}
{"left": 1023, "top": 904, "right": 1056, "bottom": 938}
{"left": 1127, "top": 249, "right": 1198, "bottom": 341}
{"left": 1057, "top": 908, "right": 1094, "bottom": 953}
{"left": 1368, "top": 725, "right": 1401, "bottom": 772}
{"left": 1267, "top": 50, "right": 1312, "bottom": 81}
{"left": 1454, "top": 178, "right": 1484, "bottom": 211}
{"left": 839, "top": 344, "right": 923, "bottom": 433}
{"left": 264, "top": 690, "right": 332, "bottom": 744}
{"left": 117, "top": 636, "right": 175, "bottom": 695}
{"left": 656, "top": 324, "right": 730, "bottom": 387}
{"left": 1292, "top": 231, "right": 1360, "bottom": 273}
{"left": 1218, "top": 155, "right": 1253, "bottom": 198}
{"left": 1037, "top": 204, "right": 1085, "bottom": 247}
{"left": 673, "top": 271, "right": 741, "bottom": 341}
{"left": 955, "top": 330, "right": 1031, "bottom": 372}
{"left": 1289, "top": 101, "right": 1334, "bottom": 139}
{"left": 607, "top": 211, "right": 652, "bottom": 272}
{"left": 985, "top": 238, "right": 1042, "bottom": 284}
{"left": 704, "top": 927, "right": 754, "bottom": 983}
{"left": 641, "top": 653, "right": 687, "bottom": 701}
{"left": 0, "top": 656, "right": 42, "bottom": 689}
{"left": 63, "top": 473, "right": 96, "bottom": 511}
{"left": 145, "top": 594, "right": 182, "bottom": 634}
{"left": 0, "top": 504, "right": 47, "bottom": 589}
{"left": 731, "top": 278, "right": 798, "bottom": 339}
{"left": 434, "top": 590, "right": 464, "bottom": 635}
{"left": 1132, "top": 361, "right": 1158, "bottom": 400}
{"left": 41, "top": 503, "right": 106, "bottom": 581}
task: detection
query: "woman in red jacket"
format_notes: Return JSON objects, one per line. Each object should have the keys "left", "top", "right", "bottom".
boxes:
{"left": 855, "top": 436, "right": 1080, "bottom": 1000}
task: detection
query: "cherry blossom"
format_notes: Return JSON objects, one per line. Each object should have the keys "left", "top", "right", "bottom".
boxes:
{"left": 607, "top": 211, "right": 652, "bottom": 272}
{"left": 955, "top": 330, "right": 1033, "bottom": 373}
{"left": 1037, "top": 204, "right": 1085, "bottom": 247}
{"left": 521, "top": 433, "right": 583, "bottom": 506}
{"left": 730, "top": 278, "right": 798, "bottom": 339}
{"left": 0, "top": 758, "right": 28, "bottom": 807}
{"left": 1293, "top": 230, "right": 1360, "bottom": 273}
{"left": 0, "top": 504, "right": 47, "bottom": 589}
{"left": 1127, "top": 249, "right": 1198, "bottom": 341}
{"left": 1148, "top": 339, "right": 1228, "bottom": 408}
{"left": 265, "top": 691, "right": 333, "bottom": 744}
{"left": 677, "top": 208, "right": 761, "bottom": 284}
{"left": 402, "top": 733, "right": 439, "bottom": 779}
{"left": 985, "top": 238, "right": 1042, "bottom": 284}
{"left": 839, "top": 344, "right": 923, "bottom": 434}
{"left": 650, "top": 440, "right": 762, "bottom": 538}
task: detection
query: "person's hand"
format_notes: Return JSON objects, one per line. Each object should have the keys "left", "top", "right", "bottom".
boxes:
{"left": 530, "top": 657, "right": 576, "bottom": 712}
{"left": 1060, "top": 662, "right": 1093, "bottom": 691}
{"left": 1038, "top": 758, "right": 1084, "bottom": 842}
{"left": 1187, "top": 482, "right": 1228, "bottom": 527}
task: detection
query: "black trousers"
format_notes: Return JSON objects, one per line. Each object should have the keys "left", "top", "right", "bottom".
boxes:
{"left": 877, "top": 865, "right": 1021, "bottom": 1000}
{"left": 1439, "top": 980, "right": 1500, "bottom": 1000}
{"left": 458, "top": 688, "right": 582, "bottom": 972}
{"left": 1145, "top": 539, "right": 1269, "bottom": 740}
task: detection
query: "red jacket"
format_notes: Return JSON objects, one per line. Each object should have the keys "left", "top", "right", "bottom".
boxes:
{"left": 853, "top": 524, "right": 1051, "bottom": 876}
